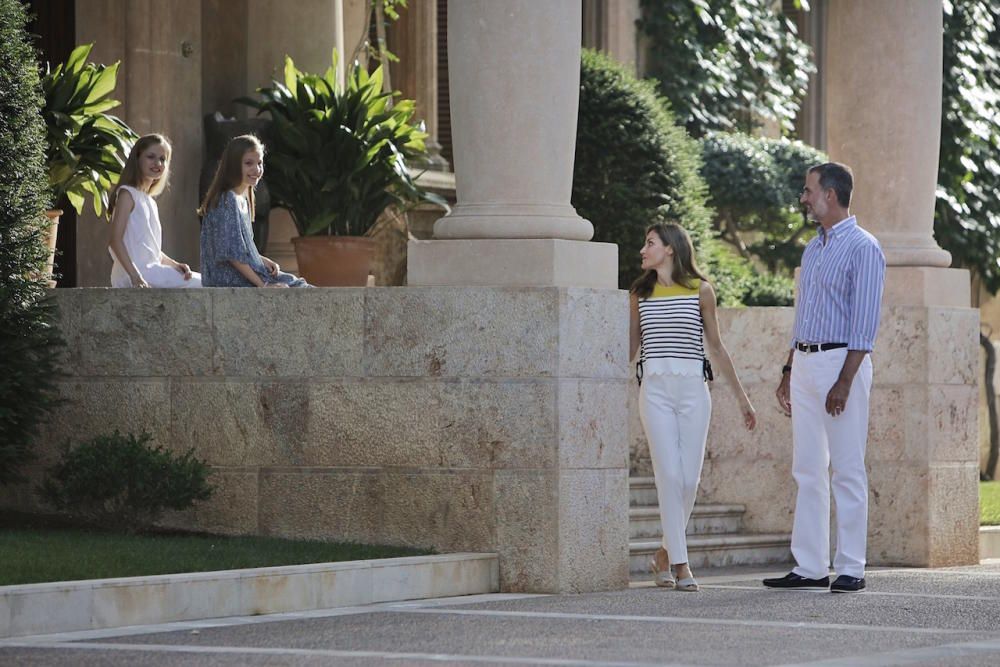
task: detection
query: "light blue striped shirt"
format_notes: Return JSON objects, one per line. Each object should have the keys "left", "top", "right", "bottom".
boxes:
{"left": 791, "top": 216, "right": 886, "bottom": 352}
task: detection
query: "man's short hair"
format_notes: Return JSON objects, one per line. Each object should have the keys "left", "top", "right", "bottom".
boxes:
{"left": 808, "top": 162, "right": 853, "bottom": 208}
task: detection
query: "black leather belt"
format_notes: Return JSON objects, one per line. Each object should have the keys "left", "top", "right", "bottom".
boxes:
{"left": 795, "top": 342, "right": 848, "bottom": 353}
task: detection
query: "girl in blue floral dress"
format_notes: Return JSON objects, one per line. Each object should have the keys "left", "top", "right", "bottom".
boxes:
{"left": 198, "top": 134, "right": 309, "bottom": 287}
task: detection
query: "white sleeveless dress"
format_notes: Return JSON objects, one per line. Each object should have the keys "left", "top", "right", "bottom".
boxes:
{"left": 109, "top": 185, "right": 201, "bottom": 288}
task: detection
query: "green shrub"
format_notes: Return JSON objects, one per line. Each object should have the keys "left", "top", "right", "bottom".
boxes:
{"left": 574, "top": 49, "right": 747, "bottom": 303}
{"left": 39, "top": 432, "right": 215, "bottom": 532}
{"left": 701, "top": 132, "right": 827, "bottom": 278}
{"left": 0, "top": 0, "right": 64, "bottom": 484}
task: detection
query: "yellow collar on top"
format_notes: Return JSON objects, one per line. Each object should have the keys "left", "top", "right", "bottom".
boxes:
{"left": 650, "top": 279, "right": 700, "bottom": 298}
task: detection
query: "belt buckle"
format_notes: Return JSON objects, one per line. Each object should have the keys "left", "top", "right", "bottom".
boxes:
{"left": 798, "top": 342, "right": 814, "bottom": 354}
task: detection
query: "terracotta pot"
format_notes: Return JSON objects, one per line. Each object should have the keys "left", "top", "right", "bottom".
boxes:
{"left": 43, "top": 209, "right": 62, "bottom": 288}
{"left": 291, "top": 236, "right": 376, "bottom": 287}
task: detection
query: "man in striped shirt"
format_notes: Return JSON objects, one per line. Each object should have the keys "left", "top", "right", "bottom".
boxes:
{"left": 763, "top": 162, "right": 886, "bottom": 594}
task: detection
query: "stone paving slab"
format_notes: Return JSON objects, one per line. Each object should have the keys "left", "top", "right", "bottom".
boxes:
{"left": 2, "top": 565, "right": 1000, "bottom": 666}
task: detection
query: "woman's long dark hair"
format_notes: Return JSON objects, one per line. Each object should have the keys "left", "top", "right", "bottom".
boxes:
{"left": 197, "top": 134, "right": 264, "bottom": 217}
{"left": 629, "top": 223, "right": 709, "bottom": 298}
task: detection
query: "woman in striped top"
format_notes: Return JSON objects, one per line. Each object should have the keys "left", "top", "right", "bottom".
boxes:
{"left": 629, "top": 223, "right": 756, "bottom": 592}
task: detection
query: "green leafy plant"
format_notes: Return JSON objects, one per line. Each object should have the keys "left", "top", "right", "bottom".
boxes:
{"left": 935, "top": 0, "right": 1000, "bottom": 294}
{"left": 40, "top": 43, "right": 138, "bottom": 216}
{"left": 39, "top": 432, "right": 215, "bottom": 533}
{"left": 638, "top": 0, "right": 814, "bottom": 137}
{"left": 700, "top": 131, "right": 827, "bottom": 273}
{"left": 238, "top": 52, "right": 445, "bottom": 236}
{"left": 0, "top": 0, "right": 64, "bottom": 485}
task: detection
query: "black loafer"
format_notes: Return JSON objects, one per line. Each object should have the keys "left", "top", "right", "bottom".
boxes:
{"left": 762, "top": 572, "right": 830, "bottom": 589}
{"left": 830, "top": 575, "right": 866, "bottom": 593}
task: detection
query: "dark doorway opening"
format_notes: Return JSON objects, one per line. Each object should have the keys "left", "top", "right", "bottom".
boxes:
{"left": 27, "top": 0, "right": 77, "bottom": 287}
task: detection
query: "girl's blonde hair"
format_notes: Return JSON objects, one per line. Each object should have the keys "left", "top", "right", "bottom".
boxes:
{"left": 629, "top": 222, "right": 709, "bottom": 299}
{"left": 109, "top": 134, "right": 172, "bottom": 217}
{"left": 197, "top": 134, "right": 265, "bottom": 217}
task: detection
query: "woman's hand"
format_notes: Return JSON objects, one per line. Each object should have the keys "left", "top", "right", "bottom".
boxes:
{"left": 741, "top": 395, "right": 757, "bottom": 431}
{"left": 262, "top": 257, "right": 280, "bottom": 277}
{"left": 174, "top": 262, "right": 194, "bottom": 280}
{"left": 130, "top": 273, "right": 149, "bottom": 288}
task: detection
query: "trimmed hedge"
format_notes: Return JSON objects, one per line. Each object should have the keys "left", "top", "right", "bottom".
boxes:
{"left": 0, "top": 0, "right": 64, "bottom": 484}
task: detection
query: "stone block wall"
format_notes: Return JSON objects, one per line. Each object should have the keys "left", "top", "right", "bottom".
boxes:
{"left": 0, "top": 287, "right": 630, "bottom": 593}
{"left": 3, "top": 290, "right": 978, "bottom": 580}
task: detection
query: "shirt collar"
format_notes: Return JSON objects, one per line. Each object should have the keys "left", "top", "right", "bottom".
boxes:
{"left": 819, "top": 215, "right": 856, "bottom": 241}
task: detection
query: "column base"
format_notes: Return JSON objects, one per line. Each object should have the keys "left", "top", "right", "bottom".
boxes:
{"left": 433, "top": 204, "right": 594, "bottom": 241}
{"left": 884, "top": 267, "right": 971, "bottom": 307}
{"left": 407, "top": 239, "right": 619, "bottom": 288}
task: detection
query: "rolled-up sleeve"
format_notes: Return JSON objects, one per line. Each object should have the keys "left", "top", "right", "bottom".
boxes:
{"left": 847, "top": 241, "right": 886, "bottom": 352}
{"left": 203, "top": 193, "right": 253, "bottom": 266}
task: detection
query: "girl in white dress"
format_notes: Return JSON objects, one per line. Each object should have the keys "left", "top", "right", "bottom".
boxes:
{"left": 108, "top": 134, "right": 201, "bottom": 288}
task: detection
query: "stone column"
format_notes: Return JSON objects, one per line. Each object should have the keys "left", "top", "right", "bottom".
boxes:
{"left": 825, "top": 0, "right": 965, "bottom": 305}
{"left": 75, "top": 0, "right": 202, "bottom": 286}
{"left": 332, "top": 0, "right": 346, "bottom": 89}
{"left": 582, "top": 0, "right": 641, "bottom": 74}
{"left": 824, "top": 0, "right": 979, "bottom": 567}
{"left": 407, "top": 0, "right": 618, "bottom": 288}
{"left": 405, "top": 1, "right": 629, "bottom": 593}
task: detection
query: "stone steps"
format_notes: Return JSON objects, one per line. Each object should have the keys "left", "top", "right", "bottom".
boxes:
{"left": 628, "top": 476, "right": 659, "bottom": 507}
{"left": 629, "top": 504, "right": 745, "bottom": 539}
{"left": 628, "top": 477, "right": 792, "bottom": 576}
{"left": 629, "top": 534, "right": 794, "bottom": 574}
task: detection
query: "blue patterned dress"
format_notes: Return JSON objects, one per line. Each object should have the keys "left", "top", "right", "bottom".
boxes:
{"left": 200, "top": 191, "right": 309, "bottom": 287}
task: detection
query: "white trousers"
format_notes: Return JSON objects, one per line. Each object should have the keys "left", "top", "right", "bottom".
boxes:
{"left": 790, "top": 348, "right": 873, "bottom": 579}
{"left": 639, "top": 373, "right": 711, "bottom": 565}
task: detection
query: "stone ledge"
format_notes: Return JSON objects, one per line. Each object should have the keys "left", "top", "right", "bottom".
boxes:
{"left": 0, "top": 553, "right": 498, "bottom": 639}
{"left": 982, "top": 526, "right": 1000, "bottom": 560}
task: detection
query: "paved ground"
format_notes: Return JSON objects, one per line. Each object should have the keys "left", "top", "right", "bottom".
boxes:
{"left": 3, "top": 562, "right": 1000, "bottom": 666}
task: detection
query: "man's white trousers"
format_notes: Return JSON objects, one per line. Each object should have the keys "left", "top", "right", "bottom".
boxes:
{"left": 790, "top": 348, "right": 873, "bottom": 580}
{"left": 639, "top": 373, "right": 711, "bottom": 566}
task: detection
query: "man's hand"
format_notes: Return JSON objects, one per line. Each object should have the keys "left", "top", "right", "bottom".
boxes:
{"left": 825, "top": 378, "right": 851, "bottom": 417}
{"left": 776, "top": 372, "right": 791, "bottom": 417}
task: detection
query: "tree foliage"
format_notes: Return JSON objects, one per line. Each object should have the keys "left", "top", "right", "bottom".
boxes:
{"left": 935, "top": 0, "right": 1000, "bottom": 293}
{"left": 700, "top": 131, "right": 827, "bottom": 273}
{"left": 0, "top": 0, "right": 64, "bottom": 485}
{"left": 638, "top": 0, "right": 814, "bottom": 136}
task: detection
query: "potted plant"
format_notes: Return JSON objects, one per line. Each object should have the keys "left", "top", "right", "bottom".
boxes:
{"left": 238, "top": 52, "right": 445, "bottom": 286}
{"left": 40, "top": 43, "right": 137, "bottom": 285}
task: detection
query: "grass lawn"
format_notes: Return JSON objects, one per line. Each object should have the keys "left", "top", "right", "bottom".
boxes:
{"left": 0, "top": 512, "right": 431, "bottom": 586}
{"left": 983, "top": 481, "right": 1000, "bottom": 526}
